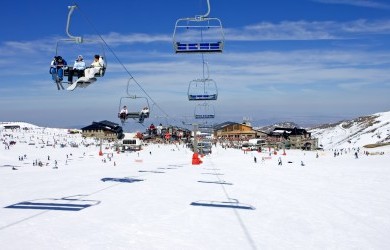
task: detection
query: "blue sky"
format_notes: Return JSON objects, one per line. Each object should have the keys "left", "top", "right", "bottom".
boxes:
{"left": 1, "top": 0, "right": 389, "bottom": 128}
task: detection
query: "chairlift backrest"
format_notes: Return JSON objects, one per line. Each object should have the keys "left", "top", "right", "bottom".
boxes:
{"left": 173, "top": 17, "right": 224, "bottom": 54}
{"left": 194, "top": 103, "right": 215, "bottom": 119}
{"left": 118, "top": 96, "right": 150, "bottom": 123}
{"left": 188, "top": 78, "right": 218, "bottom": 101}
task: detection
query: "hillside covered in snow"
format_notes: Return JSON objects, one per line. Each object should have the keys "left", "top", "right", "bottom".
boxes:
{"left": 309, "top": 111, "right": 390, "bottom": 149}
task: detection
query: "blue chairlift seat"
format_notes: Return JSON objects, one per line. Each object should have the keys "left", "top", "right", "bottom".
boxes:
{"left": 194, "top": 102, "right": 215, "bottom": 119}
{"left": 189, "top": 94, "right": 217, "bottom": 101}
{"left": 188, "top": 78, "right": 218, "bottom": 101}
{"left": 175, "top": 41, "right": 223, "bottom": 53}
{"left": 195, "top": 114, "right": 215, "bottom": 119}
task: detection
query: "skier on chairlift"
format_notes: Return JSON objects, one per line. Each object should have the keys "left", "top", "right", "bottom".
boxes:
{"left": 50, "top": 56, "right": 67, "bottom": 83}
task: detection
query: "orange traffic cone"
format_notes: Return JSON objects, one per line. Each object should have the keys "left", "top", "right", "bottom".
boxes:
{"left": 192, "top": 153, "right": 201, "bottom": 165}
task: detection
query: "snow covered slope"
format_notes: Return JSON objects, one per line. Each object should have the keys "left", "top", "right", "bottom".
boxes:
{"left": 0, "top": 122, "right": 39, "bottom": 129}
{"left": 1, "top": 118, "right": 390, "bottom": 249}
{"left": 310, "top": 111, "right": 390, "bottom": 149}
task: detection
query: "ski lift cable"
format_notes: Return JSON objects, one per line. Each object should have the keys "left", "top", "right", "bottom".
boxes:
{"left": 75, "top": 5, "right": 174, "bottom": 121}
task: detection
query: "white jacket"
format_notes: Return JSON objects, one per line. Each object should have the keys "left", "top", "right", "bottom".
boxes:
{"left": 73, "top": 60, "right": 86, "bottom": 70}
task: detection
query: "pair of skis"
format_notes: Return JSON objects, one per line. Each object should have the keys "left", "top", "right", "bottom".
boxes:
{"left": 53, "top": 74, "right": 65, "bottom": 90}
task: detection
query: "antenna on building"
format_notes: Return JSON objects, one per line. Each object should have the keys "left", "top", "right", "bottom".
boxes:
{"left": 242, "top": 117, "right": 252, "bottom": 127}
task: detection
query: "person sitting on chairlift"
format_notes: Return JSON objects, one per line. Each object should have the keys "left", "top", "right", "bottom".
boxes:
{"left": 139, "top": 106, "right": 150, "bottom": 123}
{"left": 67, "top": 55, "right": 86, "bottom": 84}
{"left": 84, "top": 54, "right": 105, "bottom": 78}
{"left": 149, "top": 123, "right": 156, "bottom": 135}
{"left": 50, "top": 56, "right": 67, "bottom": 82}
{"left": 119, "top": 106, "right": 128, "bottom": 120}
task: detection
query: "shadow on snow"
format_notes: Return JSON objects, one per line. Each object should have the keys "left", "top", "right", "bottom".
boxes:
{"left": 101, "top": 177, "right": 144, "bottom": 183}
{"left": 5, "top": 195, "right": 100, "bottom": 211}
{"left": 190, "top": 199, "right": 255, "bottom": 210}
{"left": 138, "top": 170, "right": 165, "bottom": 174}
{"left": 197, "top": 180, "right": 233, "bottom": 185}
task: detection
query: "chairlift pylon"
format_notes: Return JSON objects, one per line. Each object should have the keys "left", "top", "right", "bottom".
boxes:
{"left": 173, "top": 0, "right": 224, "bottom": 54}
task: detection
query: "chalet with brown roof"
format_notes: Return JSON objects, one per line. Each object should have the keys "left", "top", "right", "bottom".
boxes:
{"left": 213, "top": 122, "right": 318, "bottom": 150}
{"left": 213, "top": 122, "right": 267, "bottom": 140}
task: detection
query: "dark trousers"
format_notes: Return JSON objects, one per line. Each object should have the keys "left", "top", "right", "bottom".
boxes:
{"left": 68, "top": 69, "right": 85, "bottom": 82}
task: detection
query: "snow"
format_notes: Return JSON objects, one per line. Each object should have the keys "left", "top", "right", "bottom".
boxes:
{"left": 311, "top": 111, "right": 390, "bottom": 149}
{"left": 1, "top": 124, "right": 390, "bottom": 250}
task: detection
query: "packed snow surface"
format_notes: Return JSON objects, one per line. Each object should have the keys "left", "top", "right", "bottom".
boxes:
{"left": 0, "top": 125, "right": 390, "bottom": 250}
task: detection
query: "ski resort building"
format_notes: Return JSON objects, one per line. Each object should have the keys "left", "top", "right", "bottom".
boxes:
{"left": 267, "top": 127, "right": 318, "bottom": 150}
{"left": 213, "top": 122, "right": 267, "bottom": 140}
{"left": 213, "top": 122, "right": 319, "bottom": 150}
{"left": 81, "top": 120, "right": 124, "bottom": 140}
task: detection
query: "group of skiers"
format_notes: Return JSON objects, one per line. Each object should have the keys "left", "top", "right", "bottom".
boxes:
{"left": 50, "top": 54, "right": 105, "bottom": 84}
{"left": 119, "top": 106, "right": 150, "bottom": 124}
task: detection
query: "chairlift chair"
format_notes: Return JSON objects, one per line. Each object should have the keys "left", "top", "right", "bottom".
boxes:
{"left": 56, "top": 41, "right": 107, "bottom": 79}
{"left": 173, "top": 0, "right": 224, "bottom": 54}
{"left": 198, "top": 124, "right": 214, "bottom": 134}
{"left": 194, "top": 102, "right": 215, "bottom": 119}
{"left": 188, "top": 78, "right": 218, "bottom": 101}
{"left": 50, "top": 5, "right": 107, "bottom": 90}
{"left": 118, "top": 79, "right": 151, "bottom": 125}
{"left": 118, "top": 96, "right": 150, "bottom": 125}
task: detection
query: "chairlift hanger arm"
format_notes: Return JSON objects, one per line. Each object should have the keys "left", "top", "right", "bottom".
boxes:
{"left": 199, "top": 0, "right": 211, "bottom": 19}
{"left": 66, "top": 5, "right": 83, "bottom": 43}
{"left": 126, "top": 77, "right": 136, "bottom": 96}
{"left": 202, "top": 61, "right": 209, "bottom": 79}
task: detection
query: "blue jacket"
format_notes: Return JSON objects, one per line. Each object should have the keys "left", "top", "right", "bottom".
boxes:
{"left": 51, "top": 58, "right": 68, "bottom": 69}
